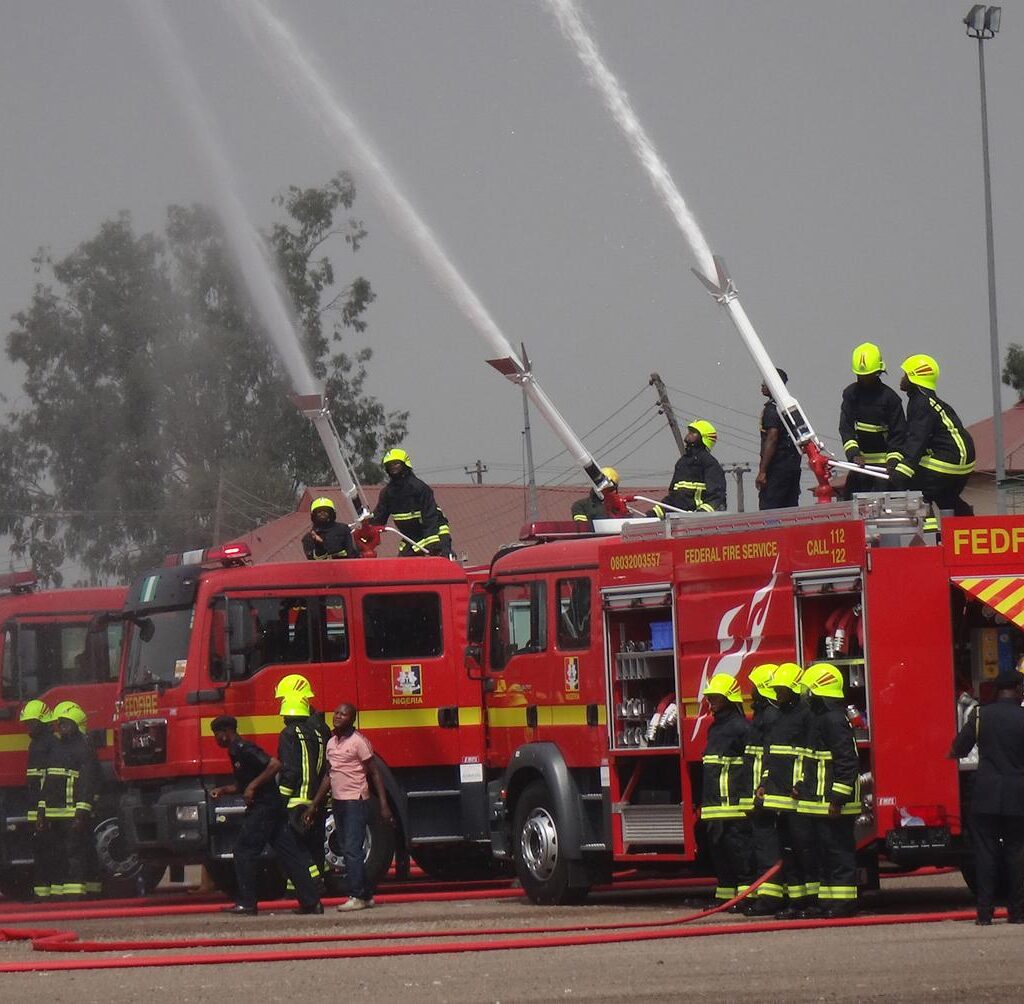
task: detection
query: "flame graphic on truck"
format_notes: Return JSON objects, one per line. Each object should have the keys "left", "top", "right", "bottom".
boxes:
{"left": 690, "top": 557, "right": 780, "bottom": 739}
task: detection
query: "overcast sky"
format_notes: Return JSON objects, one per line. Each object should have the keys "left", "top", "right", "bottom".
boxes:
{"left": 1, "top": 1, "right": 1021, "bottom": 500}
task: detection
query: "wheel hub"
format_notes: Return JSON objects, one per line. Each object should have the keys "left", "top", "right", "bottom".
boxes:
{"left": 521, "top": 807, "right": 559, "bottom": 881}
{"left": 93, "top": 816, "right": 142, "bottom": 880}
{"left": 324, "top": 814, "right": 371, "bottom": 873}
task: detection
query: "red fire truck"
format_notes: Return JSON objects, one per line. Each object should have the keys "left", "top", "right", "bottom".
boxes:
{"left": 113, "top": 545, "right": 493, "bottom": 893}
{"left": 476, "top": 496, "right": 1015, "bottom": 903}
{"left": 0, "top": 575, "right": 156, "bottom": 899}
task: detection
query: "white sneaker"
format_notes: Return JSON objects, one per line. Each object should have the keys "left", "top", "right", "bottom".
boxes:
{"left": 337, "top": 897, "right": 367, "bottom": 912}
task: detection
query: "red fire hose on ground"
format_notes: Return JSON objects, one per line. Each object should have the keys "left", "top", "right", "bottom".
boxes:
{"left": 0, "top": 864, "right": 980, "bottom": 974}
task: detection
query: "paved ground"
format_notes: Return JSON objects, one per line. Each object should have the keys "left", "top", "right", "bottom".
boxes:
{"left": 0, "top": 873, "right": 1015, "bottom": 1002}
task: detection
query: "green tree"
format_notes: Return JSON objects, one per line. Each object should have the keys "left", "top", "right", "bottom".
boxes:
{"left": 1002, "top": 343, "right": 1024, "bottom": 402}
{"left": 0, "top": 172, "right": 406, "bottom": 585}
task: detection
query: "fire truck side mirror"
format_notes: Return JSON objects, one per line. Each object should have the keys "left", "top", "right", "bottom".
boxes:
{"left": 464, "top": 643, "right": 484, "bottom": 679}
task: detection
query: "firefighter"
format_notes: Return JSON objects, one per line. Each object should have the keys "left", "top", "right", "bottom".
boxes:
{"left": 758, "top": 662, "right": 817, "bottom": 919}
{"left": 19, "top": 700, "right": 57, "bottom": 900}
{"left": 38, "top": 701, "right": 100, "bottom": 900}
{"left": 838, "top": 343, "right": 906, "bottom": 498}
{"left": 889, "top": 354, "right": 975, "bottom": 517}
{"left": 742, "top": 664, "right": 783, "bottom": 915}
{"left": 301, "top": 496, "right": 357, "bottom": 560}
{"left": 571, "top": 467, "right": 620, "bottom": 523}
{"left": 651, "top": 421, "right": 726, "bottom": 517}
{"left": 797, "top": 663, "right": 860, "bottom": 918}
{"left": 949, "top": 669, "right": 1024, "bottom": 925}
{"left": 210, "top": 715, "right": 323, "bottom": 915}
{"left": 756, "top": 371, "right": 802, "bottom": 510}
{"left": 277, "top": 691, "right": 328, "bottom": 890}
{"left": 370, "top": 448, "right": 449, "bottom": 556}
{"left": 698, "top": 673, "right": 752, "bottom": 906}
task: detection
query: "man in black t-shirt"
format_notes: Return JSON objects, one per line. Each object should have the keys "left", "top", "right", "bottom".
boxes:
{"left": 757, "top": 369, "right": 802, "bottom": 510}
{"left": 210, "top": 715, "right": 322, "bottom": 916}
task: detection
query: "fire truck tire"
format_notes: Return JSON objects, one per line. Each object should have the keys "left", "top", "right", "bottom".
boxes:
{"left": 92, "top": 816, "right": 164, "bottom": 897}
{"left": 512, "top": 781, "right": 589, "bottom": 905}
{"left": 323, "top": 797, "right": 396, "bottom": 896}
{"left": 412, "top": 845, "right": 512, "bottom": 882}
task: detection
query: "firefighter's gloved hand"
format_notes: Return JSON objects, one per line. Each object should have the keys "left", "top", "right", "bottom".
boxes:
{"left": 851, "top": 453, "right": 866, "bottom": 468}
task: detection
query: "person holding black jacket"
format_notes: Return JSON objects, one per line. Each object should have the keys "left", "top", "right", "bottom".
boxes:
{"left": 950, "top": 670, "right": 1024, "bottom": 926}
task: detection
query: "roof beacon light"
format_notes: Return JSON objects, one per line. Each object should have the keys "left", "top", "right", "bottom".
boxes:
{"left": 206, "top": 542, "right": 252, "bottom": 566}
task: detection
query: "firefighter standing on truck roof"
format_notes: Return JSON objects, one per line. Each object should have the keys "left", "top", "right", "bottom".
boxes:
{"left": 758, "top": 662, "right": 818, "bottom": 919}
{"left": 798, "top": 663, "right": 860, "bottom": 918}
{"left": 20, "top": 700, "right": 57, "bottom": 900}
{"left": 697, "top": 673, "right": 752, "bottom": 906}
{"left": 756, "top": 370, "right": 802, "bottom": 510}
{"left": 210, "top": 715, "right": 323, "bottom": 916}
{"left": 651, "top": 420, "right": 726, "bottom": 517}
{"left": 949, "top": 669, "right": 1024, "bottom": 926}
{"left": 301, "top": 497, "right": 358, "bottom": 560}
{"left": 571, "top": 467, "right": 620, "bottom": 523}
{"left": 889, "top": 354, "right": 975, "bottom": 517}
{"left": 838, "top": 343, "right": 907, "bottom": 499}
{"left": 742, "top": 665, "right": 784, "bottom": 915}
{"left": 38, "top": 701, "right": 100, "bottom": 900}
{"left": 370, "top": 448, "right": 452, "bottom": 557}
{"left": 277, "top": 689, "right": 328, "bottom": 893}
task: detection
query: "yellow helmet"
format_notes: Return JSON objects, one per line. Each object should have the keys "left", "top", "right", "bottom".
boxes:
{"left": 600, "top": 467, "right": 620, "bottom": 487}
{"left": 382, "top": 447, "right": 411, "bottom": 468}
{"left": 310, "top": 496, "right": 335, "bottom": 515}
{"left": 851, "top": 342, "right": 885, "bottom": 376}
{"left": 747, "top": 663, "right": 777, "bottom": 700}
{"left": 804, "top": 662, "right": 845, "bottom": 699}
{"left": 274, "top": 674, "right": 315, "bottom": 700}
{"left": 688, "top": 420, "right": 717, "bottom": 450}
{"left": 279, "top": 696, "right": 311, "bottom": 718}
{"left": 703, "top": 672, "right": 743, "bottom": 703}
{"left": 52, "top": 700, "right": 87, "bottom": 733}
{"left": 19, "top": 700, "right": 52, "bottom": 724}
{"left": 771, "top": 662, "right": 803, "bottom": 693}
{"left": 901, "top": 354, "right": 939, "bottom": 391}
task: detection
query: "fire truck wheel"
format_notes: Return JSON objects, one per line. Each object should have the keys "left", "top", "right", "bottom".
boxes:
{"left": 322, "top": 797, "right": 396, "bottom": 896}
{"left": 512, "top": 781, "right": 588, "bottom": 905}
{"left": 93, "top": 816, "right": 164, "bottom": 896}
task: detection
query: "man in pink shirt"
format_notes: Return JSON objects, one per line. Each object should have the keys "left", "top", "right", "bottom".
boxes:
{"left": 305, "top": 703, "right": 392, "bottom": 911}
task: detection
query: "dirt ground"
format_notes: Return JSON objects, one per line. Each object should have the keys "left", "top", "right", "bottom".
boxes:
{"left": 0, "top": 872, "right": 1015, "bottom": 1003}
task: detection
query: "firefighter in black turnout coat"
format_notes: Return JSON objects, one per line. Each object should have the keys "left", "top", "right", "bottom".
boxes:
{"left": 950, "top": 670, "right": 1024, "bottom": 925}
{"left": 651, "top": 421, "right": 726, "bottom": 516}
{"left": 301, "top": 496, "right": 357, "bottom": 560}
{"left": 370, "top": 448, "right": 452, "bottom": 556}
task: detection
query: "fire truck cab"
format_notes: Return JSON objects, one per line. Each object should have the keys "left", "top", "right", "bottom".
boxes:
{"left": 481, "top": 496, "right": 1021, "bottom": 904}
{"left": 114, "top": 550, "right": 492, "bottom": 892}
{"left": 0, "top": 577, "right": 146, "bottom": 900}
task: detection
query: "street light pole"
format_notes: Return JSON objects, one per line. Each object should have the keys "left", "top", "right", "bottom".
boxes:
{"left": 964, "top": 5, "right": 1005, "bottom": 512}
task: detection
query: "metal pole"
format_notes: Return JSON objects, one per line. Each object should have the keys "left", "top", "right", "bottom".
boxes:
{"left": 978, "top": 35, "right": 1006, "bottom": 512}
{"left": 522, "top": 384, "right": 540, "bottom": 520}
{"left": 649, "top": 373, "right": 687, "bottom": 455}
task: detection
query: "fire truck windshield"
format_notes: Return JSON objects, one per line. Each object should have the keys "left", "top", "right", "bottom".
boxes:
{"left": 1, "top": 618, "right": 122, "bottom": 701}
{"left": 123, "top": 607, "right": 193, "bottom": 691}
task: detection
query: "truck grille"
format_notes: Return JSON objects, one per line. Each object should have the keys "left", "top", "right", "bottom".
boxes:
{"left": 620, "top": 805, "right": 684, "bottom": 846}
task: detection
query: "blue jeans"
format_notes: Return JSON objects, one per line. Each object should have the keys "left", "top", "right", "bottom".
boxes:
{"left": 333, "top": 798, "right": 371, "bottom": 900}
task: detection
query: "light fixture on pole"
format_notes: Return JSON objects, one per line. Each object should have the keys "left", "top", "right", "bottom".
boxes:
{"left": 963, "top": 5, "right": 1004, "bottom": 511}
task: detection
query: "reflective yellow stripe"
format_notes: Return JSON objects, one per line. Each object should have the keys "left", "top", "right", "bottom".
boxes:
{"left": 843, "top": 439, "right": 860, "bottom": 453}
{"left": 392, "top": 512, "right": 422, "bottom": 521}
{"left": 919, "top": 455, "right": 974, "bottom": 475}
{"left": 853, "top": 422, "right": 887, "bottom": 433}
{"left": 573, "top": 514, "right": 589, "bottom": 521}
{"left": 858, "top": 452, "right": 887, "bottom": 463}
{"left": 701, "top": 805, "right": 746, "bottom": 819}
{"left": 0, "top": 734, "right": 30, "bottom": 753}
{"left": 486, "top": 705, "right": 606, "bottom": 728}
{"left": 202, "top": 707, "right": 485, "bottom": 736}
{"left": 895, "top": 463, "right": 914, "bottom": 477}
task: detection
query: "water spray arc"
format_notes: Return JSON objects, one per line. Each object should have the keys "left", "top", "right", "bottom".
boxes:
{"left": 546, "top": 0, "right": 887, "bottom": 501}
{"left": 234, "top": 0, "right": 627, "bottom": 513}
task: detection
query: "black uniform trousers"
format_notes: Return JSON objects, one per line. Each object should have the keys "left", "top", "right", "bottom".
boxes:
{"left": 970, "top": 812, "right": 1024, "bottom": 920}
{"left": 706, "top": 819, "right": 753, "bottom": 899}
{"left": 48, "top": 817, "right": 99, "bottom": 897}
{"left": 234, "top": 801, "right": 319, "bottom": 909}
{"left": 749, "top": 808, "right": 782, "bottom": 898}
{"left": 778, "top": 812, "right": 817, "bottom": 903}
{"left": 907, "top": 470, "right": 973, "bottom": 516}
{"left": 815, "top": 815, "right": 857, "bottom": 905}
{"left": 758, "top": 468, "right": 802, "bottom": 510}
{"left": 32, "top": 824, "right": 61, "bottom": 899}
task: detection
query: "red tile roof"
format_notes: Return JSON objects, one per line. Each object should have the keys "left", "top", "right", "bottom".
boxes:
{"left": 238, "top": 483, "right": 665, "bottom": 567}
{"left": 967, "top": 401, "right": 1024, "bottom": 474}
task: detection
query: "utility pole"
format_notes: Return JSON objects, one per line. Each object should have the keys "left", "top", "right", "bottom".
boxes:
{"left": 649, "top": 372, "right": 686, "bottom": 455}
{"left": 464, "top": 460, "right": 488, "bottom": 485}
{"left": 724, "top": 463, "right": 751, "bottom": 513}
{"left": 212, "top": 467, "right": 225, "bottom": 544}
{"left": 522, "top": 362, "right": 540, "bottom": 520}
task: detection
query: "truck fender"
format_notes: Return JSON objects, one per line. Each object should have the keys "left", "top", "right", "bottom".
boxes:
{"left": 494, "top": 742, "right": 586, "bottom": 862}
{"left": 370, "top": 755, "right": 409, "bottom": 850}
